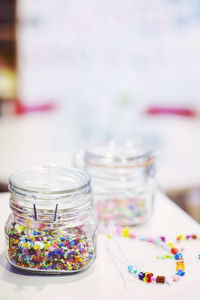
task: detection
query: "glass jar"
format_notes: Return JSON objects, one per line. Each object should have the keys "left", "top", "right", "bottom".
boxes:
{"left": 74, "top": 139, "right": 157, "bottom": 226}
{"left": 5, "top": 166, "right": 96, "bottom": 274}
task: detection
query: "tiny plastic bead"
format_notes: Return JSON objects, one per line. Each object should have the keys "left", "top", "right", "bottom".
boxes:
{"left": 174, "top": 253, "right": 183, "bottom": 260}
{"left": 171, "top": 248, "right": 178, "bottom": 254}
{"left": 147, "top": 237, "right": 154, "bottom": 243}
{"left": 138, "top": 272, "right": 145, "bottom": 280}
{"left": 177, "top": 234, "right": 184, "bottom": 241}
{"left": 176, "top": 261, "right": 185, "bottom": 271}
{"left": 156, "top": 276, "right": 165, "bottom": 284}
{"left": 192, "top": 234, "right": 197, "bottom": 239}
{"left": 143, "top": 272, "right": 149, "bottom": 282}
{"left": 128, "top": 265, "right": 133, "bottom": 273}
{"left": 151, "top": 276, "right": 156, "bottom": 282}
{"left": 146, "top": 273, "right": 153, "bottom": 282}
{"left": 172, "top": 275, "right": 180, "bottom": 282}
{"left": 129, "top": 265, "right": 137, "bottom": 275}
{"left": 176, "top": 269, "right": 185, "bottom": 276}
{"left": 139, "top": 236, "right": 146, "bottom": 241}
{"left": 122, "top": 227, "right": 130, "bottom": 238}
{"left": 160, "top": 236, "right": 166, "bottom": 242}
{"left": 116, "top": 226, "right": 122, "bottom": 236}
{"left": 129, "top": 233, "right": 136, "bottom": 239}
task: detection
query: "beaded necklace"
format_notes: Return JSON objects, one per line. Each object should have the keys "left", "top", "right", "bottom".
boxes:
{"left": 157, "top": 234, "right": 200, "bottom": 260}
{"left": 107, "top": 226, "right": 185, "bottom": 285}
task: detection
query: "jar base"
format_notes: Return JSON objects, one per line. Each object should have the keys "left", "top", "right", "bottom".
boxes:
{"left": 6, "top": 255, "right": 96, "bottom": 275}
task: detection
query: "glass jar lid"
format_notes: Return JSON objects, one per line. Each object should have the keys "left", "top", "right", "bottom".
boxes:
{"left": 84, "top": 139, "right": 156, "bottom": 169}
{"left": 9, "top": 166, "right": 91, "bottom": 199}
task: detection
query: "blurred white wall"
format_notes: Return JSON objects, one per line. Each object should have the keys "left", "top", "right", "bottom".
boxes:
{"left": 16, "top": 0, "right": 200, "bottom": 142}
{"left": 17, "top": 0, "right": 200, "bottom": 105}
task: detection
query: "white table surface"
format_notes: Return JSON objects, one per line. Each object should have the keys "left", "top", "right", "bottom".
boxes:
{"left": 0, "top": 192, "right": 200, "bottom": 300}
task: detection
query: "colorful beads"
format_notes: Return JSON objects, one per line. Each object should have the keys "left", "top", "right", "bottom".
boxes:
{"left": 128, "top": 265, "right": 137, "bottom": 274}
{"left": 177, "top": 234, "right": 184, "bottom": 241}
{"left": 128, "top": 265, "right": 133, "bottom": 273}
{"left": 95, "top": 197, "right": 149, "bottom": 226}
{"left": 7, "top": 222, "right": 95, "bottom": 272}
{"left": 114, "top": 228, "right": 186, "bottom": 285}
{"left": 146, "top": 273, "right": 154, "bottom": 283}
{"left": 176, "top": 233, "right": 199, "bottom": 241}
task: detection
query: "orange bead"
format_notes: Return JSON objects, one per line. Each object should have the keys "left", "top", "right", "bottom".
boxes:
{"left": 176, "top": 262, "right": 185, "bottom": 271}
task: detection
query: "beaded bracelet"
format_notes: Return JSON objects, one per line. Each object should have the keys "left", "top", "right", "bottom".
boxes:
{"left": 108, "top": 226, "right": 185, "bottom": 285}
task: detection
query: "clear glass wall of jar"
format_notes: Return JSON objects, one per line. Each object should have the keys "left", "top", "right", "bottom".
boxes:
{"left": 74, "top": 140, "right": 157, "bottom": 226}
{"left": 5, "top": 166, "right": 96, "bottom": 274}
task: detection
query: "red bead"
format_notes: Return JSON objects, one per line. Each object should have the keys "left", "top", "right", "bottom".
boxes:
{"left": 147, "top": 277, "right": 151, "bottom": 283}
{"left": 171, "top": 248, "right": 178, "bottom": 254}
{"left": 147, "top": 273, "right": 153, "bottom": 278}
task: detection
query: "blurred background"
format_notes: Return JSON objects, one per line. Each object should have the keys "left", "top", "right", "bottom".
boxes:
{"left": 0, "top": 0, "right": 200, "bottom": 221}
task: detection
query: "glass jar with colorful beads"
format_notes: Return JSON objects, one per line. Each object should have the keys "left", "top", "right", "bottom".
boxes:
{"left": 74, "top": 138, "right": 157, "bottom": 226}
{"left": 5, "top": 166, "right": 97, "bottom": 274}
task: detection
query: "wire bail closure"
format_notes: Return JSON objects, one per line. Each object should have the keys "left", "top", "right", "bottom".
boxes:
{"left": 32, "top": 197, "right": 59, "bottom": 222}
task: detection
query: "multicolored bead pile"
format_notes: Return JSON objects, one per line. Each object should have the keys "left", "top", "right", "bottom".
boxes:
{"left": 108, "top": 226, "right": 186, "bottom": 285}
{"left": 95, "top": 197, "right": 149, "bottom": 226}
{"left": 7, "top": 222, "right": 95, "bottom": 272}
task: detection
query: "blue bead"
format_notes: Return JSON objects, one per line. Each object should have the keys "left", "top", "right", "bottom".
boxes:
{"left": 139, "top": 236, "right": 146, "bottom": 241}
{"left": 138, "top": 272, "right": 145, "bottom": 280}
{"left": 176, "top": 269, "right": 185, "bottom": 276}
{"left": 174, "top": 253, "right": 183, "bottom": 260}
{"left": 128, "top": 265, "right": 133, "bottom": 273}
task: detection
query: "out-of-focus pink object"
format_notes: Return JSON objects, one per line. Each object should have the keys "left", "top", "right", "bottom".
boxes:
{"left": 14, "top": 100, "right": 56, "bottom": 115}
{"left": 146, "top": 106, "right": 197, "bottom": 118}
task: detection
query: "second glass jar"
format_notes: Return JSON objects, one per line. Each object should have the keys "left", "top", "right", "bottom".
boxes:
{"left": 75, "top": 139, "right": 157, "bottom": 226}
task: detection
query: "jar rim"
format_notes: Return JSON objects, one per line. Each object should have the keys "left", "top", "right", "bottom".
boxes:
{"left": 84, "top": 139, "right": 156, "bottom": 168}
{"left": 9, "top": 166, "right": 91, "bottom": 198}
